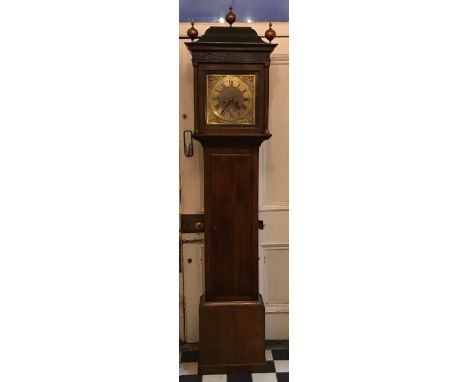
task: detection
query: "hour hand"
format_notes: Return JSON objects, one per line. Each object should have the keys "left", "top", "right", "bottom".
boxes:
{"left": 221, "top": 100, "right": 232, "bottom": 114}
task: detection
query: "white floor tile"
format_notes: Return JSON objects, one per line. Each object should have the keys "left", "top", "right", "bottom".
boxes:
{"left": 202, "top": 375, "right": 227, "bottom": 382}
{"left": 179, "top": 362, "right": 198, "bottom": 375}
{"left": 265, "top": 349, "right": 273, "bottom": 360}
{"left": 274, "top": 360, "right": 289, "bottom": 373}
{"left": 252, "top": 372, "right": 277, "bottom": 382}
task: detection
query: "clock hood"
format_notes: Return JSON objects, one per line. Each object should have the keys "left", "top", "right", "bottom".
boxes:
{"left": 185, "top": 26, "right": 276, "bottom": 64}
{"left": 195, "top": 26, "right": 266, "bottom": 44}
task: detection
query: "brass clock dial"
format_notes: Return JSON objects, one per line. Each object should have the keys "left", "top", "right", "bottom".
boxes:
{"left": 206, "top": 74, "right": 255, "bottom": 125}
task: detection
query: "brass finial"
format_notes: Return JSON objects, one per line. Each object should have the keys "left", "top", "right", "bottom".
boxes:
{"left": 187, "top": 21, "right": 198, "bottom": 41}
{"left": 225, "top": 5, "right": 236, "bottom": 26}
{"left": 265, "top": 22, "right": 276, "bottom": 43}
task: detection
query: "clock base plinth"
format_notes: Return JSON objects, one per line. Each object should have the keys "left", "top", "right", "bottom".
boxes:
{"left": 198, "top": 294, "right": 266, "bottom": 375}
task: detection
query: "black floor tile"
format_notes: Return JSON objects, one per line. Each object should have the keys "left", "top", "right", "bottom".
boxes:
{"left": 227, "top": 373, "right": 253, "bottom": 382}
{"left": 265, "top": 340, "right": 289, "bottom": 349}
{"left": 264, "top": 361, "right": 276, "bottom": 373}
{"left": 272, "top": 349, "right": 289, "bottom": 360}
{"left": 181, "top": 350, "right": 199, "bottom": 362}
{"left": 276, "top": 372, "right": 289, "bottom": 382}
{"left": 180, "top": 375, "right": 202, "bottom": 382}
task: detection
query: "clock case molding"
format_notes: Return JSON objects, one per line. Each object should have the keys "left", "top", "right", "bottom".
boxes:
{"left": 186, "top": 25, "right": 277, "bottom": 374}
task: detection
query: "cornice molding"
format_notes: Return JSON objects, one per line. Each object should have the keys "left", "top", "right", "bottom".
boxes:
{"left": 271, "top": 54, "right": 289, "bottom": 65}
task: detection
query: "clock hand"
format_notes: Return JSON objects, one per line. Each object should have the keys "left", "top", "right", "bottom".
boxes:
{"left": 221, "top": 100, "right": 232, "bottom": 114}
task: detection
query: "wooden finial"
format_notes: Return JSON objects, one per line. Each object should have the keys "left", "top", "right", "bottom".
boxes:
{"left": 187, "top": 21, "right": 198, "bottom": 41}
{"left": 225, "top": 5, "right": 236, "bottom": 26}
{"left": 265, "top": 22, "right": 276, "bottom": 43}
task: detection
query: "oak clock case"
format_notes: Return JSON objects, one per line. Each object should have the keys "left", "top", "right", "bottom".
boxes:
{"left": 185, "top": 23, "right": 276, "bottom": 375}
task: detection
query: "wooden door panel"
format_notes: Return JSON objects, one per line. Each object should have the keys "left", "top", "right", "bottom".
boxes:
{"left": 205, "top": 152, "right": 255, "bottom": 299}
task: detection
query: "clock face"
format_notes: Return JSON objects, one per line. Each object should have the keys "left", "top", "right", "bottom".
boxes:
{"left": 206, "top": 74, "right": 255, "bottom": 125}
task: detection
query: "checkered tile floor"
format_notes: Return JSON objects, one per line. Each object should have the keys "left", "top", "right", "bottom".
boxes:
{"left": 179, "top": 346, "right": 288, "bottom": 382}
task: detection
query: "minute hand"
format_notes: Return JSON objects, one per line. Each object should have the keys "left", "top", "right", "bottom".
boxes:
{"left": 221, "top": 100, "right": 232, "bottom": 114}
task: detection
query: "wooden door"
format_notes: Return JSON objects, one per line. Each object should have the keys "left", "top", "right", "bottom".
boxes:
{"left": 179, "top": 22, "right": 289, "bottom": 342}
{"left": 204, "top": 148, "right": 258, "bottom": 301}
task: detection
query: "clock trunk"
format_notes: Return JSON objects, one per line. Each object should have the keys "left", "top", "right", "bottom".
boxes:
{"left": 203, "top": 146, "right": 259, "bottom": 301}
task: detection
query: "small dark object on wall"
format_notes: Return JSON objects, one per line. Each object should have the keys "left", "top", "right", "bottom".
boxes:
{"left": 183, "top": 130, "right": 193, "bottom": 157}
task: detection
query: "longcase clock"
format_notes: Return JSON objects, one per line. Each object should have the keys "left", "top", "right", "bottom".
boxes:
{"left": 185, "top": 10, "right": 277, "bottom": 374}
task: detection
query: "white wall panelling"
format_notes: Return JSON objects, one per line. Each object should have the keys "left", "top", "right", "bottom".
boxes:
{"left": 181, "top": 244, "right": 204, "bottom": 343}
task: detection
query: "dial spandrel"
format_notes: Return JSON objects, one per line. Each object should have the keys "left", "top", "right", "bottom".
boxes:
{"left": 206, "top": 74, "right": 255, "bottom": 125}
